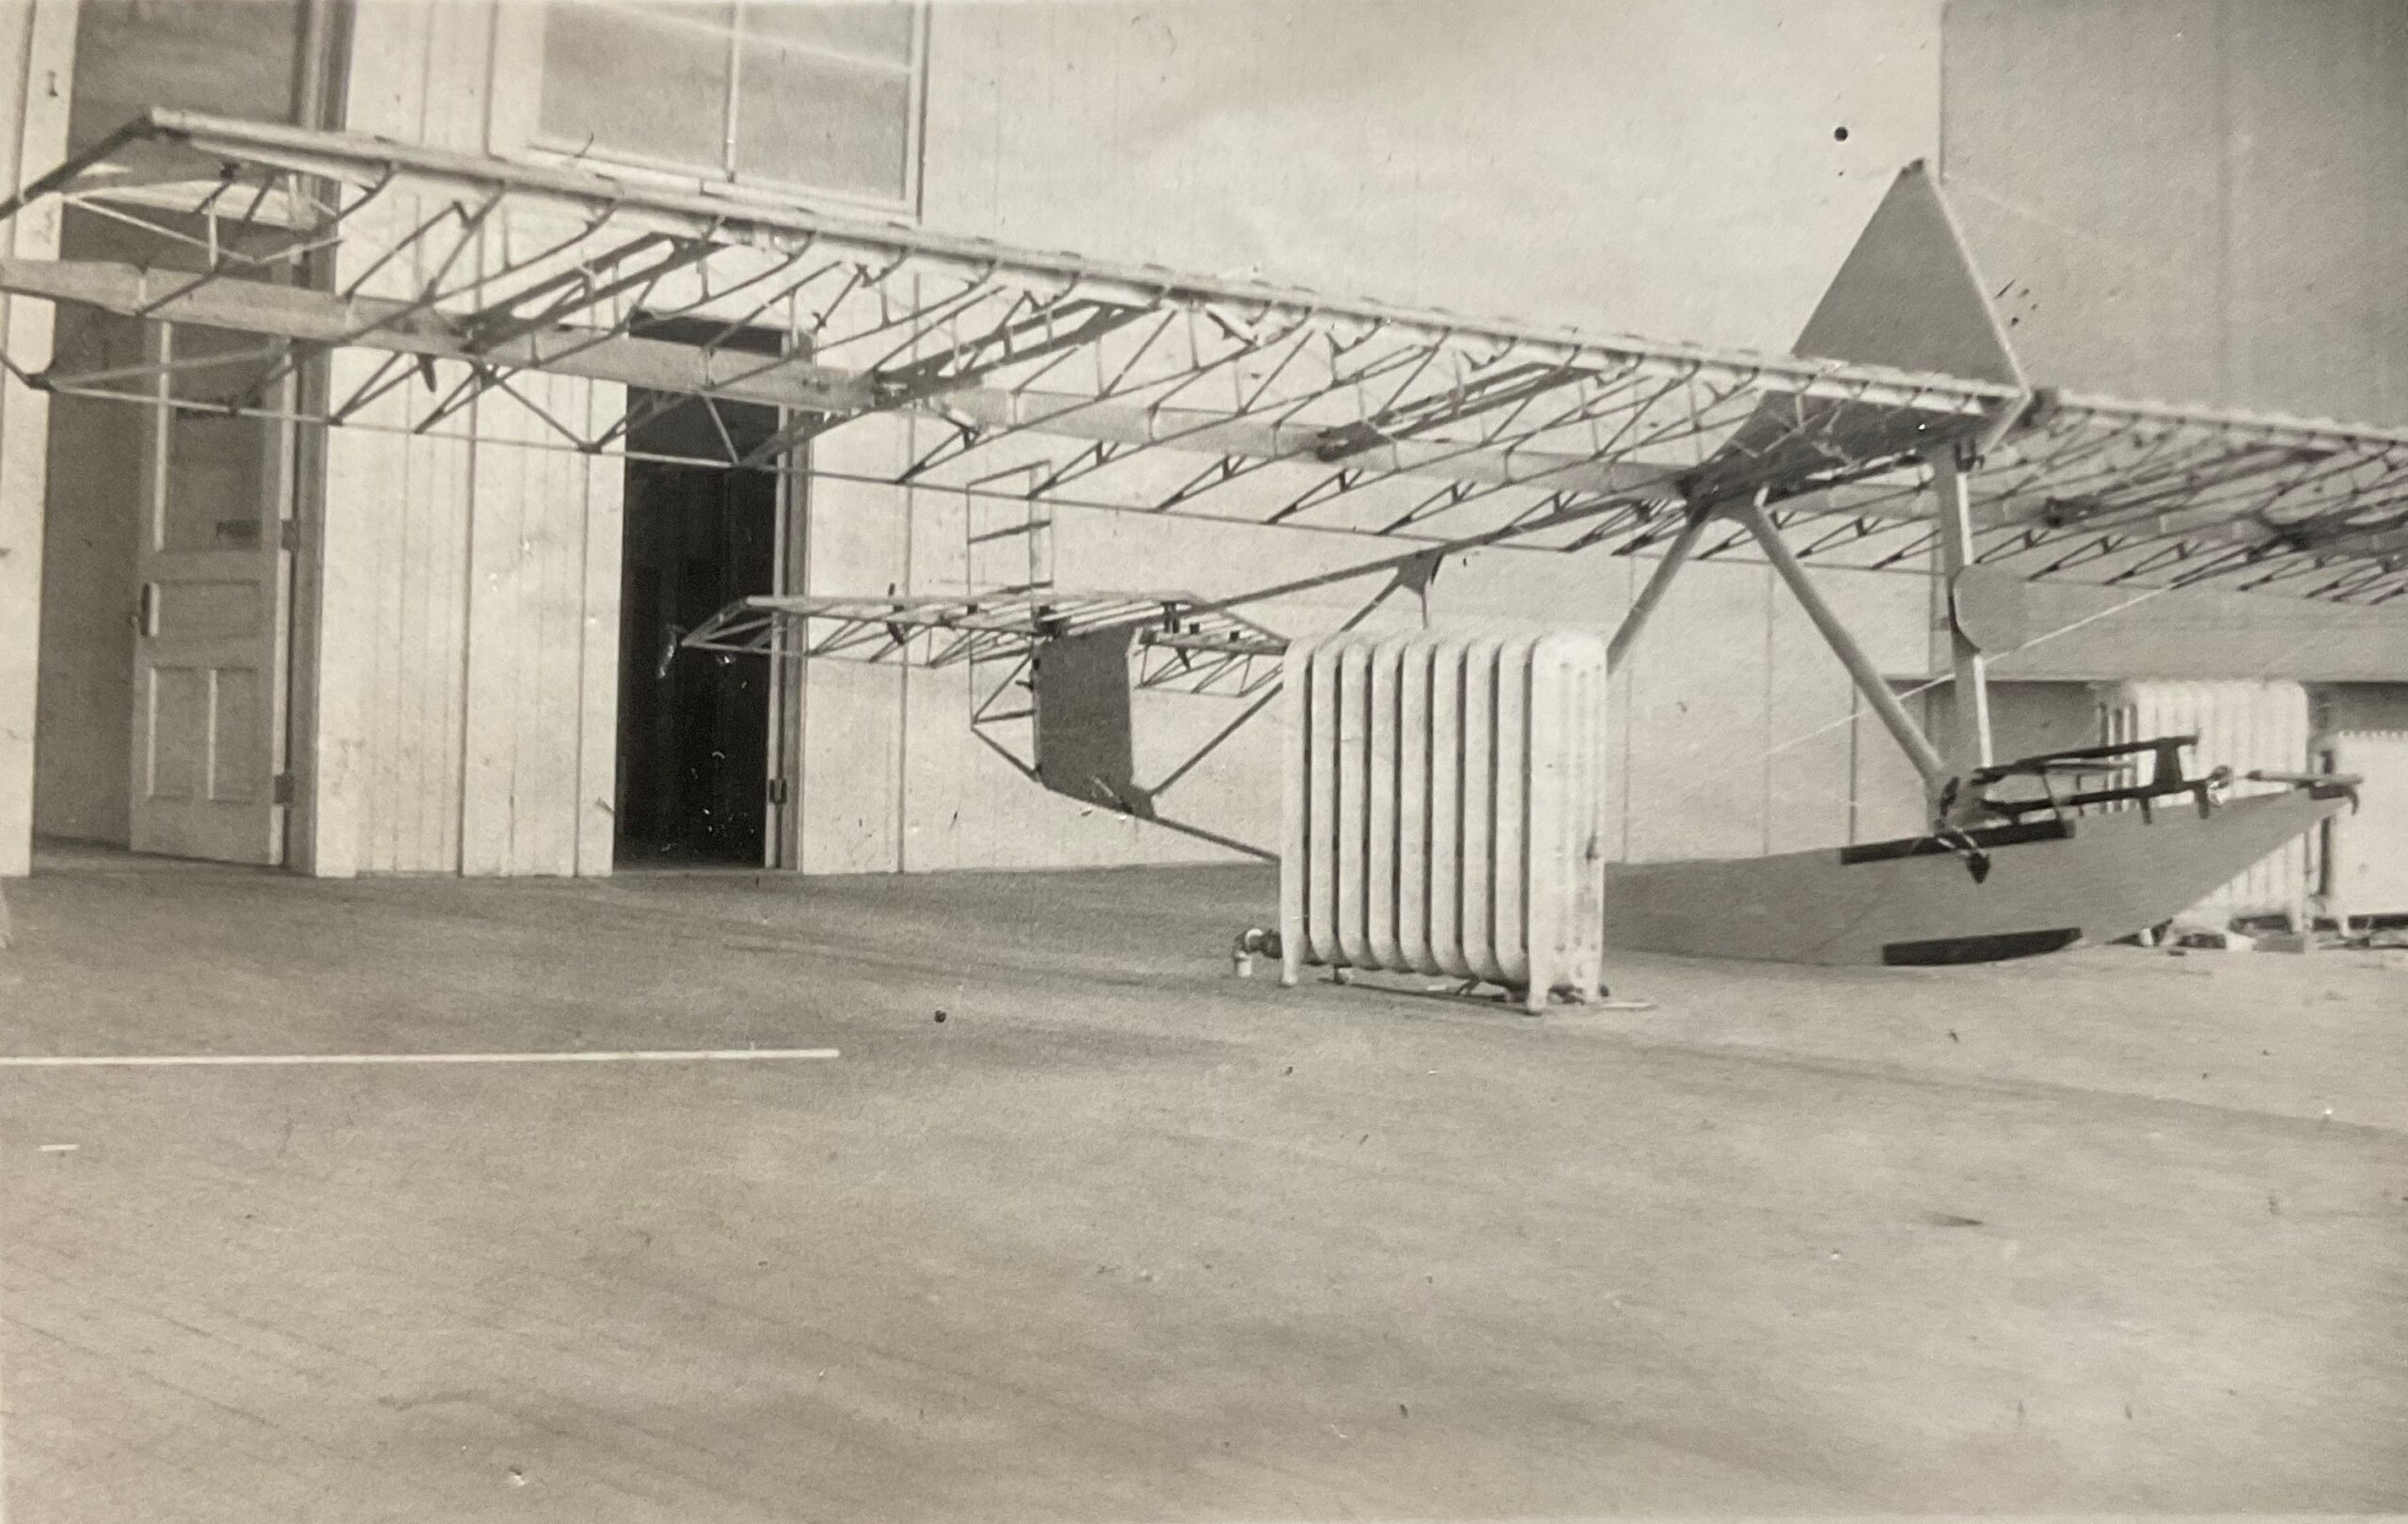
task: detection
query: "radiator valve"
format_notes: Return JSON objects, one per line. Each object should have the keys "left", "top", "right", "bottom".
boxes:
{"left": 1231, "top": 927, "right": 1281, "bottom": 977}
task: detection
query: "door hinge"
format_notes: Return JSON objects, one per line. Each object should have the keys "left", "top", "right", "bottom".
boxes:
{"left": 278, "top": 519, "right": 300, "bottom": 552}
{"left": 767, "top": 778, "right": 790, "bottom": 806}
{"left": 272, "top": 771, "right": 295, "bottom": 805}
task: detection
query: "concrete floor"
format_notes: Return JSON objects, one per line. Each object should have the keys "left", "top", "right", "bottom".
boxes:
{"left": 1, "top": 849, "right": 2404, "bottom": 1519}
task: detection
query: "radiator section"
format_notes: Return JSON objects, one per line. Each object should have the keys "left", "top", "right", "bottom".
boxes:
{"left": 2320, "top": 729, "right": 2408, "bottom": 921}
{"left": 2099, "top": 679, "right": 2312, "bottom": 921}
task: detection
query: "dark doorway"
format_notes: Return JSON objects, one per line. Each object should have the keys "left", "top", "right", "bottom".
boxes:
{"left": 614, "top": 322, "right": 786, "bottom": 866}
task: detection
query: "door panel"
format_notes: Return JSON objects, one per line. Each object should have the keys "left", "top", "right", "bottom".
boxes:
{"left": 128, "top": 321, "right": 292, "bottom": 864}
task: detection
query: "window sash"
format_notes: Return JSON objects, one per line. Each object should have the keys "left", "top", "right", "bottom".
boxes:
{"left": 531, "top": 0, "right": 926, "bottom": 215}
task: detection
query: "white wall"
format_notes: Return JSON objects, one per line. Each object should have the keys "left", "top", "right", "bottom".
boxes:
{"left": 1942, "top": 0, "right": 2408, "bottom": 693}
{"left": 298, "top": 1, "right": 622, "bottom": 877}
{"left": 1946, "top": 0, "right": 2408, "bottom": 426}
{"left": 923, "top": 0, "right": 1940, "bottom": 348}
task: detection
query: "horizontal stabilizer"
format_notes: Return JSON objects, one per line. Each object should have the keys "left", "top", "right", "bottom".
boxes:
{"left": 678, "top": 590, "right": 1285, "bottom": 698}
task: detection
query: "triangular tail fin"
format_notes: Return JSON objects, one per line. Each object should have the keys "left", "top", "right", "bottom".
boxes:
{"left": 1794, "top": 161, "right": 2025, "bottom": 389}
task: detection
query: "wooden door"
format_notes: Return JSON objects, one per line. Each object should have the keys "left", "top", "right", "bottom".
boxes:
{"left": 128, "top": 322, "right": 293, "bottom": 864}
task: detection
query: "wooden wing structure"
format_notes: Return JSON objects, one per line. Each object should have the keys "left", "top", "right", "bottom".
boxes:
{"left": 2, "top": 111, "right": 2403, "bottom": 613}
{"left": 1, "top": 111, "right": 2392, "bottom": 961}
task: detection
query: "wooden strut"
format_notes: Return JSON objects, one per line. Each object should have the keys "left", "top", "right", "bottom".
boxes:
{"left": 1604, "top": 513, "right": 1708, "bottom": 670}
{"left": 1731, "top": 496, "right": 1952, "bottom": 789}
{"left": 1931, "top": 447, "right": 1994, "bottom": 772}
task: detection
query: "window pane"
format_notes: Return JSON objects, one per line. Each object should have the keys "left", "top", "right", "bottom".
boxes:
{"left": 736, "top": 46, "right": 912, "bottom": 200}
{"left": 47, "top": 309, "right": 149, "bottom": 399}
{"left": 161, "top": 326, "right": 277, "bottom": 554}
{"left": 540, "top": 1, "right": 735, "bottom": 170}
{"left": 742, "top": 2, "right": 915, "bottom": 67}
{"left": 69, "top": 0, "right": 305, "bottom": 152}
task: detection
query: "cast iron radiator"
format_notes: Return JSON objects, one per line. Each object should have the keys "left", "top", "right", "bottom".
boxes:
{"left": 1279, "top": 629, "right": 1610, "bottom": 1010}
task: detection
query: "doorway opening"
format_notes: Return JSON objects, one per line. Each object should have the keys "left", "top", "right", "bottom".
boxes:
{"left": 32, "top": 206, "right": 299, "bottom": 866}
{"left": 612, "top": 321, "right": 790, "bottom": 868}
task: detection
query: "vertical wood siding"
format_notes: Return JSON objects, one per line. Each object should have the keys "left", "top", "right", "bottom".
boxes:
{"left": 301, "top": 1, "right": 621, "bottom": 876}
{"left": 461, "top": 372, "right": 622, "bottom": 877}
{"left": 0, "top": 0, "right": 76, "bottom": 876}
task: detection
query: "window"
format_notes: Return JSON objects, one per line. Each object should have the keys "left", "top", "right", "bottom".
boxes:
{"left": 534, "top": 1, "right": 925, "bottom": 212}
{"left": 68, "top": 0, "right": 309, "bottom": 152}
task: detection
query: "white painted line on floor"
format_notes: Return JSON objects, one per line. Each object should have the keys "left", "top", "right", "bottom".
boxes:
{"left": 0, "top": 1048, "right": 841, "bottom": 1068}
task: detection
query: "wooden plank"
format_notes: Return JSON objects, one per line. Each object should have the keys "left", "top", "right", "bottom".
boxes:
{"left": 523, "top": 371, "right": 583, "bottom": 876}
{"left": 366, "top": 392, "right": 475, "bottom": 874}
{"left": 491, "top": 387, "right": 538, "bottom": 875}
{"left": 574, "top": 379, "right": 626, "bottom": 876}
{"left": 299, "top": 357, "right": 382, "bottom": 877}
{"left": 322, "top": 196, "right": 416, "bottom": 872}
{"left": 364, "top": 416, "right": 404, "bottom": 871}
{"left": 392, "top": 427, "right": 426, "bottom": 871}
{"left": 798, "top": 422, "right": 911, "bottom": 872}
{"left": 499, "top": 394, "right": 547, "bottom": 875}
{"left": 418, "top": 421, "right": 474, "bottom": 872}
{"left": 0, "top": 0, "right": 77, "bottom": 878}
{"left": 421, "top": 0, "right": 489, "bottom": 874}
{"left": 307, "top": 129, "right": 483, "bottom": 872}
{"left": 281, "top": 300, "right": 331, "bottom": 871}
{"left": 458, "top": 383, "right": 517, "bottom": 877}
{"left": 0, "top": 361, "right": 59, "bottom": 873}
{"left": 379, "top": 416, "right": 419, "bottom": 871}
